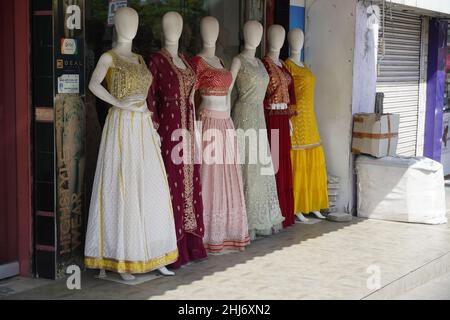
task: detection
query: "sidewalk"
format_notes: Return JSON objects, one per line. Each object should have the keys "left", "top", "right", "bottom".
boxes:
{"left": 2, "top": 191, "right": 450, "bottom": 300}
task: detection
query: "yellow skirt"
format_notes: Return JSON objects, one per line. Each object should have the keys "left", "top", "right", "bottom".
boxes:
{"left": 291, "top": 146, "right": 329, "bottom": 214}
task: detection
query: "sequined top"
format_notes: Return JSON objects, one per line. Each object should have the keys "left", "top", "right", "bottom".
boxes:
{"left": 262, "top": 56, "right": 296, "bottom": 115}
{"left": 284, "top": 59, "right": 322, "bottom": 149}
{"left": 106, "top": 50, "right": 152, "bottom": 101}
{"left": 190, "top": 56, "right": 232, "bottom": 97}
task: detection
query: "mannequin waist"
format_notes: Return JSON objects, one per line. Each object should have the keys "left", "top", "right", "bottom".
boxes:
{"left": 200, "top": 96, "right": 229, "bottom": 112}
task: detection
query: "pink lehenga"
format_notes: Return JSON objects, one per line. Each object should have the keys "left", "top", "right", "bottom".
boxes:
{"left": 190, "top": 56, "right": 250, "bottom": 253}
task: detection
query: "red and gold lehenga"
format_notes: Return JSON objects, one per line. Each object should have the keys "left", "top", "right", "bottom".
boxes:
{"left": 190, "top": 56, "right": 250, "bottom": 253}
{"left": 262, "top": 57, "right": 296, "bottom": 228}
{"left": 147, "top": 49, "right": 207, "bottom": 268}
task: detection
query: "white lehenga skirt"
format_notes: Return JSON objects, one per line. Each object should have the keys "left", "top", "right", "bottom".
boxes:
{"left": 84, "top": 105, "right": 178, "bottom": 274}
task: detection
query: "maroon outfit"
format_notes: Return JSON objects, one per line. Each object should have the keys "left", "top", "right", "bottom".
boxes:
{"left": 262, "top": 57, "right": 296, "bottom": 228}
{"left": 147, "top": 49, "right": 207, "bottom": 268}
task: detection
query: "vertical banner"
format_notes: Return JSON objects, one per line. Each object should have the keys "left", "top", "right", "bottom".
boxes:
{"left": 53, "top": 0, "right": 86, "bottom": 279}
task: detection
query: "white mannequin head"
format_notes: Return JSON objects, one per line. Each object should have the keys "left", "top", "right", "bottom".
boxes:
{"left": 288, "top": 28, "right": 304, "bottom": 54}
{"left": 243, "top": 20, "right": 263, "bottom": 50}
{"left": 162, "top": 11, "right": 183, "bottom": 45}
{"left": 267, "top": 24, "right": 286, "bottom": 52}
{"left": 201, "top": 16, "right": 219, "bottom": 48}
{"left": 114, "top": 7, "right": 139, "bottom": 42}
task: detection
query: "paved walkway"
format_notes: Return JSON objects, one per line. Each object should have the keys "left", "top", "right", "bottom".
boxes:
{"left": 395, "top": 272, "right": 450, "bottom": 300}
{"left": 2, "top": 187, "right": 450, "bottom": 300}
{"left": 2, "top": 209, "right": 450, "bottom": 300}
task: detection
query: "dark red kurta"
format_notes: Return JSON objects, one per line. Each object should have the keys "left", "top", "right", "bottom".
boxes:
{"left": 147, "top": 49, "right": 206, "bottom": 268}
{"left": 262, "top": 57, "right": 296, "bottom": 228}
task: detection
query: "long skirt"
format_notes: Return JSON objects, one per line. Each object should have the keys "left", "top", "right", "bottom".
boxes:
{"left": 200, "top": 109, "right": 250, "bottom": 253}
{"left": 265, "top": 112, "right": 295, "bottom": 228}
{"left": 291, "top": 146, "right": 329, "bottom": 214}
{"left": 84, "top": 107, "right": 178, "bottom": 274}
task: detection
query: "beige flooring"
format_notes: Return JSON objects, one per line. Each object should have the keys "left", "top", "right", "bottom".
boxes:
{"left": 2, "top": 209, "right": 450, "bottom": 300}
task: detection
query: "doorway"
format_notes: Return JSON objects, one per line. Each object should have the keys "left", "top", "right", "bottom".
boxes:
{"left": 0, "top": 0, "right": 20, "bottom": 280}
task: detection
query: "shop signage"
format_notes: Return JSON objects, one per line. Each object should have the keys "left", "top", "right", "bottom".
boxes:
{"left": 61, "top": 38, "right": 78, "bottom": 55}
{"left": 53, "top": 0, "right": 86, "bottom": 279}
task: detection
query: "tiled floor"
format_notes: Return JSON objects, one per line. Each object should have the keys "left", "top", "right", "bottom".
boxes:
{"left": 2, "top": 210, "right": 450, "bottom": 300}
{"left": 2, "top": 187, "right": 450, "bottom": 300}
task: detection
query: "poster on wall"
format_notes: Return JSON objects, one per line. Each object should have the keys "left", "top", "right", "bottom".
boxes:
{"left": 53, "top": 0, "right": 86, "bottom": 279}
{"left": 441, "top": 112, "right": 450, "bottom": 176}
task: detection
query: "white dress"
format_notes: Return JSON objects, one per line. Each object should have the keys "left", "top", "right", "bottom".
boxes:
{"left": 84, "top": 50, "right": 178, "bottom": 273}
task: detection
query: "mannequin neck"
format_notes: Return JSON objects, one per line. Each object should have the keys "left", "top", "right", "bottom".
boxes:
{"left": 115, "top": 40, "right": 133, "bottom": 56}
{"left": 199, "top": 45, "right": 216, "bottom": 58}
{"left": 289, "top": 51, "right": 303, "bottom": 66}
{"left": 241, "top": 46, "right": 256, "bottom": 59}
{"left": 267, "top": 50, "right": 281, "bottom": 65}
{"left": 164, "top": 42, "right": 179, "bottom": 58}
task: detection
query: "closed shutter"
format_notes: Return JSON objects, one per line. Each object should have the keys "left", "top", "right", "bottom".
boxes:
{"left": 377, "top": 10, "right": 422, "bottom": 156}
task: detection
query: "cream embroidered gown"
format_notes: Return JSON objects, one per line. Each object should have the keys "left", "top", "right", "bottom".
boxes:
{"left": 84, "top": 50, "right": 178, "bottom": 273}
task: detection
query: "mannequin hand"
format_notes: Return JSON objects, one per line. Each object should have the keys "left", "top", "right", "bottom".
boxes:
{"left": 289, "top": 119, "right": 294, "bottom": 137}
{"left": 117, "top": 95, "right": 146, "bottom": 111}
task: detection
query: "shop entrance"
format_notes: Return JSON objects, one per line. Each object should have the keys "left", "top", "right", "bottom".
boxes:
{"left": 0, "top": 0, "right": 19, "bottom": 280}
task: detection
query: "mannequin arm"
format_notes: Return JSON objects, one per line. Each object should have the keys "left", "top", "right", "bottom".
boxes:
{"left": 229, "top": 56, "right": 241, "bottom": 93}
{"left": 228, "top": 56, "right": 242, "bottom": 112}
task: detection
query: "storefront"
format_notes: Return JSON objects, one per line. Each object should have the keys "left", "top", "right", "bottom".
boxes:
{"left": 2, "top": 0, "right": 449, "bottom": 280}
{"left": 0, "top": 0, "right": 294, "bottom": 280}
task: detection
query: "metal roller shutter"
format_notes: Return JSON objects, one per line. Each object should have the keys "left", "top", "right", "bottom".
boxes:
{"left": 377, "top": 10, "right": 423, "bottom": 156}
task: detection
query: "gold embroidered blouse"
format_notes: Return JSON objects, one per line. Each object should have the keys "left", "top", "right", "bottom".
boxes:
{"left": 105, "top": 50, "right": 153, "bottom": 101}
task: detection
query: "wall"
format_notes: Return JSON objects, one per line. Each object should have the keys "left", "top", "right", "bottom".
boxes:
{"left": 352, "top": 2, "right": 379, "bottom": 114}
{"left": 304, "top": 0, "right": 357, "bottom": 213}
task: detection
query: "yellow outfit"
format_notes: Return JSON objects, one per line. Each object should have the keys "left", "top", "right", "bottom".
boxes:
{"left": 285, "top": 59, "right": 329, "bottom": 214}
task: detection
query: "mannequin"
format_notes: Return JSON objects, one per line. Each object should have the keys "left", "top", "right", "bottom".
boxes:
{"left": 191, "top": 16, "right": 250, "bottom": 253}
{"left": 287, "top": 28, "right": 304, "bottom": 67}
{"left": 198, "top": 16, "right": 223, "bottom": 68}
{"left": 162, "top": 11, "right": 187, "bottom": 70}
{"left": 230, "top": 20, "right": 284, "bottom": 239}
{"left": 197, "top": 16, "right": 231, "bottom": 110}
{"left": 262, "top": 24, "right": 296, "bottom": 228}
{"left": 230, "top": 20, "right": 263, "bottom": 90}
{"left": 266, "top": 24, "right": 285, "bottom": 67}
{"left": 286, "top": 28, "right": 328, "bottom": 223}
{"left": 147, "top": 12, "right": 207, "bottom": 269}
{"left": 86, "top": 7, "right": 177, "bottom": 281}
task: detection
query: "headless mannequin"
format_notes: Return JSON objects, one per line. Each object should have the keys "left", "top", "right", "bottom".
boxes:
{"left": 89, "top": 7, "right": 175, "bottom": 280}
{"left": 230, "top": 20, "right": 264, "bottom": 91}
{"left": 287, "top": 28, "right": 326, "bottom": 222}
{"left": 197, "top": 16, "right": 230, "bottom": 111}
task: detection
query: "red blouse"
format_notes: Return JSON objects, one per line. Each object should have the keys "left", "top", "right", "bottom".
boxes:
{"left": 262, "top": 56, "right": 296, "bottom": 116}
{"left": 190, "top": 56, "right": 232, "bottom": 97}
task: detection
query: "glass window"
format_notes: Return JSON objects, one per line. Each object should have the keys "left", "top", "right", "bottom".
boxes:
{"left": 85, "top": 0, "right": 264, "bottom": 126}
